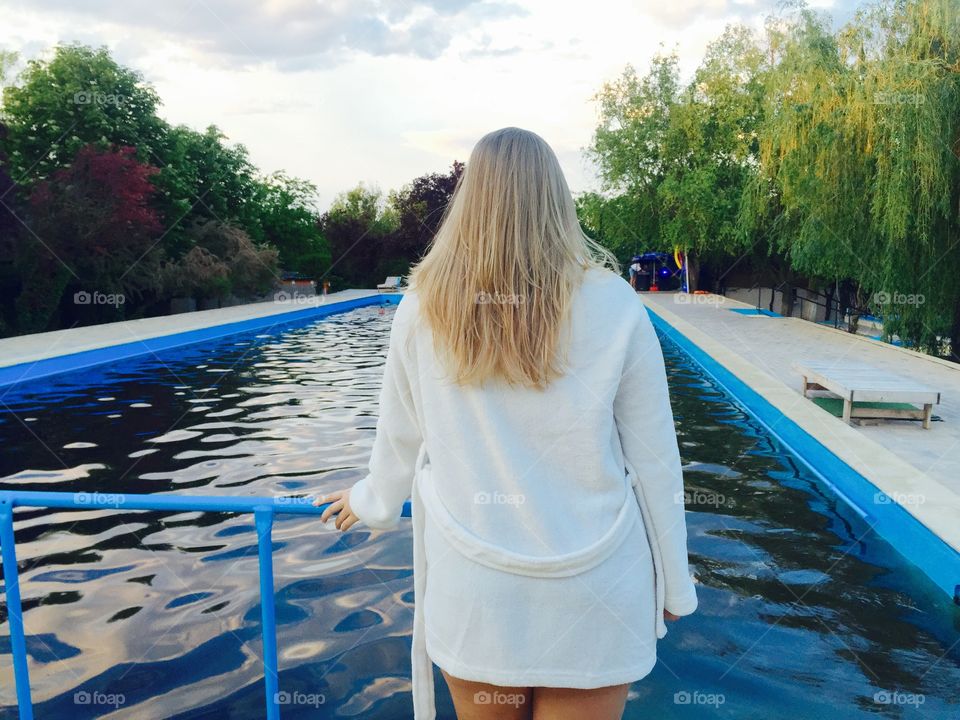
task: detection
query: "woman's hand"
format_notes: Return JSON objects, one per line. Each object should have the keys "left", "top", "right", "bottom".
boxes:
{"left": 315, "top": 488, "right": 360, "bottom": 531}
{"left": 664, "top": 610, "right": 681, "bottom": 622}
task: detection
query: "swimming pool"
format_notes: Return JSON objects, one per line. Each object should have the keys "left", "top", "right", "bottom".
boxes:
{"left": 0, "top": 305, "right": 958, "bottom": 718}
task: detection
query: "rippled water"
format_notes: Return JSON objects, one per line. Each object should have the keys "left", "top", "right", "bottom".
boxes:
{"left": 0, "top": 304, "right": 958, "bottom": 718}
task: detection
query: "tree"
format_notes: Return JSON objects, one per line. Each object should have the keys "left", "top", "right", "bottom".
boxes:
{"left": 18, "top": 145, "right": 163, "bottom": 331}
{"left": 319, "top": 183, "right": 398, "bottom": 289}
{"left": 152, "top": 124, "right": 264, "bottom": 258}
{"left": 750, "top": 1, "right": 960, "bottom": 352}
{"left": 385, "top": 161, "right": 463, "bottom": 272}
{"left": 1, "top": 45, "right": 165, "bottom": 184}
{"left": 256, "top": 172, "right": 330, "bottom": 279}
{"left": 162, "top": 220, "right": 279, "bottom": 303}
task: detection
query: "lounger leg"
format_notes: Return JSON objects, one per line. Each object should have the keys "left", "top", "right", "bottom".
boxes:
{"left": 801, "top": 376, "right": 808, "bottom": 398}
{"left": 922, "top": 404, "right": 933, "bottom": 429}
{"left": 842, "top": 399, "right": 852, "bottom": 424}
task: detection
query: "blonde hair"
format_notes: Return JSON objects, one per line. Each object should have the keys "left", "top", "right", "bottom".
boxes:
{"left": 408, "top": 127, "right": 619, "bottom": 389}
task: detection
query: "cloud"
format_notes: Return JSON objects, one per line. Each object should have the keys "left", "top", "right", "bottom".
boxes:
{"left": 16, "top": 0, "right": 527, "bottom": 69}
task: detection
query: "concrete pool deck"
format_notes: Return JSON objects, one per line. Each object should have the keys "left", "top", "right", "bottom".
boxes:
{"left": 641, "top": 291, "right": 960, "bottom": 558}
{"left": 0, "top": 289, "right": 383, "bottom": 371}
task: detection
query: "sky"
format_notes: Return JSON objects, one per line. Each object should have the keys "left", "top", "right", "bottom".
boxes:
{"left": 0, "top": 0, "right": 864, "bottom": 211}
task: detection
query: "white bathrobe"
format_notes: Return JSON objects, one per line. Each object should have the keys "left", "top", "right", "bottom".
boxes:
{"left": 349, "top": 267, "right": 698, "bottom": 718}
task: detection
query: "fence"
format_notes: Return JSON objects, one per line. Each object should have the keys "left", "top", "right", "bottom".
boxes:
{"left": 0, "top": 489, "right": 412, "bottom": 719}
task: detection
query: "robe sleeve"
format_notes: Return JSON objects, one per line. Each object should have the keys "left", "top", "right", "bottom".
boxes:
{"left": 349, "top": 303, "right": 423, "bottom": 529}
{"left": 613, "top": 300, "right": 698, "bottom": 615}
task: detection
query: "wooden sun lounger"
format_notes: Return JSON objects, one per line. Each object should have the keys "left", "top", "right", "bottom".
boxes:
{"left": 793, "top": 360, "right": 941, "bottom": 429}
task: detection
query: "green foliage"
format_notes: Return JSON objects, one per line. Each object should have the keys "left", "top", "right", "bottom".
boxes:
{"left": 0, "top": 43, "right": 332, "bottom": 335}
{"left": 256, "top": 172, "right": 330, "bottom": 278}
{"left": 590, "top": 0, "right": 960, "bottom": 357}
{"left": 320, "top": 183, "right": 399, "bottom": 289}
{"left": 1, "top": 45, "right": 165, "bottom": 182}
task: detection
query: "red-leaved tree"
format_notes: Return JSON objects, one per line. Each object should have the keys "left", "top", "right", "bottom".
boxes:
{"left": 18, "top": 145, "right": 164, "bottom": 329}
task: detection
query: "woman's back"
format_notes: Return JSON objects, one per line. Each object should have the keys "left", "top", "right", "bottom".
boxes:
{"left": 398, "top": 267, "right": 662, "bottom": 557}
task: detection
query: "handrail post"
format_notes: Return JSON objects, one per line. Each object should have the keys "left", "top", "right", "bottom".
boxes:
{"left": 254, "top": 507, "right": 281, "bottom": 720}
{"left": 0, "top": 499, "right": 34, "bottom": 720}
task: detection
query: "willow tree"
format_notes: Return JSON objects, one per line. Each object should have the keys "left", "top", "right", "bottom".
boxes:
{"left": 859, "top": 0, "right": 960, "bottom": 356}
{"left": 749, "top": 0, "right": 960, "bottom": 355}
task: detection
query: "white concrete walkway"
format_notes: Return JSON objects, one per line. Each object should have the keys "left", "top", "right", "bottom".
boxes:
{"left": 642, "top": 291, "right": 960, "bottom": 555}
{"left": 0, "top": 289, "right": 382, "bottom": 368}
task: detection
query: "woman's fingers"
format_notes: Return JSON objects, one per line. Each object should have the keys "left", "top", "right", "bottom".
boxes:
{"left": 312, "top": 489, "right": 358, "bottom": 531}
{"left": 320, "top": 498, "right": 344, "bottom": 523}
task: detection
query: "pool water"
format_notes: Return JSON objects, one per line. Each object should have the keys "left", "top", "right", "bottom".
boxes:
{"left": 0, "top": 305, "right": 958, "bottom": 718}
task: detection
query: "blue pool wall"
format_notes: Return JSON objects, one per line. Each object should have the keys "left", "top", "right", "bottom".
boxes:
{"left": 0, "top": 294, "right": 402, "bottom": 389}
{"left": 647, "top": 307, "right": 960, "bottom": 604}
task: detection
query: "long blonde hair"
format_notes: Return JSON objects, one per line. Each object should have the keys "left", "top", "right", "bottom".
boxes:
{"left": 408, "top": 127, "right": 619, "bottom": 389}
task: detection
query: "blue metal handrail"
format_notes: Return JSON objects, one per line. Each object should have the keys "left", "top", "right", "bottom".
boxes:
{"left": 0, "top": 489, "right": 412, "bottom": 719}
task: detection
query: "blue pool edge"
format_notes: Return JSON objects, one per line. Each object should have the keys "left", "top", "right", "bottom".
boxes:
{"left": 647, "top": 306, "right": 960, "bottom": 604}
{"left": 0, "top": 293, "right": 403, "bottom": 389}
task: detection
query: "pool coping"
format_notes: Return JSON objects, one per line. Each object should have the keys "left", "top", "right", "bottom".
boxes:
{"left": 645, "top": 300, "right": 960, "bottom": 603}
{"left": 0, "top": 291, "right": 400, "bottom": 388}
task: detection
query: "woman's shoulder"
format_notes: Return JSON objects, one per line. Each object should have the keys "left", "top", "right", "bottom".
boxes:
{"left": 581, "top": 267, "right": 641, "bottom": 307}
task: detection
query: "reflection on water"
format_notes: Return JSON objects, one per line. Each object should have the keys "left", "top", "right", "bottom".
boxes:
{"left": 0, "top": 306, "right": 957, "bottom": 718}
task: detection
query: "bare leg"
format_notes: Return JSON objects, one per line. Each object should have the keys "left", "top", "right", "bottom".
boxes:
{"left": 532, "top": 684, "right": 630, "bottom": 720}
{"left": 440, "top": 669, "right": 532, "bottom": 720}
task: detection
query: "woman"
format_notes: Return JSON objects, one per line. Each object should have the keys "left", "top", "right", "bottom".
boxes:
{"left": 317, "top": 127, "right": 698, "bottom": 720}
